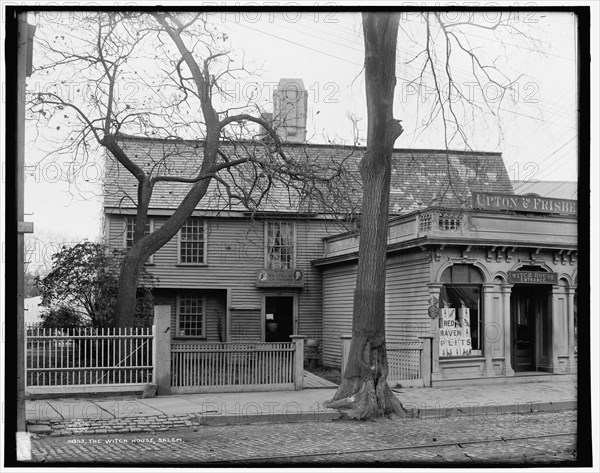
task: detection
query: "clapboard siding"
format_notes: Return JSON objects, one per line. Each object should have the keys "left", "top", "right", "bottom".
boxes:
{"left": 321, "top": 265, "right": 357, "bottom": 368}
{"left": 107, "top": 213, "right": 344, "bottom": 343}
{"left": 385, "top": 253, "right": 432, "bottom": 342}
{"left": 297, "top": 220, "right": 342, "bottom": 341}
{"left": 321, "top": 251, "right": 432, "bottom": 368}
{"left": 230, "top": 309, "right": 262, "bottom": 342}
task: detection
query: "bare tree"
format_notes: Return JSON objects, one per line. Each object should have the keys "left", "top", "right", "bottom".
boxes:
{"left": 324, "top": 12, "right": 405, "bottom": 419}
{"left": 325, "top": 12, "right": 532, "bottom": 419}
{"left": 30, "top": 12, "right": 356, "bottom": 326}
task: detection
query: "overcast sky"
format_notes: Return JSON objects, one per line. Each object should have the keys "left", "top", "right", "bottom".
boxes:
{"left": 8, "top": 6, "right": 591, "bottom": 271}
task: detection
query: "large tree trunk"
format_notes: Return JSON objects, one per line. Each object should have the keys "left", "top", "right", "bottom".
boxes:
{"left": 115, "top": 249, "right": 143, "bottom": 327}
{"left": 324, "top": 13, "right": 404, "bottom": 420}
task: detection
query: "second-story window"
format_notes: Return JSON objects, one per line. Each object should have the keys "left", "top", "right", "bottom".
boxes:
{"left": 266, "top": 222, "right": 295, "bottom": 269}
{"left": 124, "top": 216, "right": 153, "bottom": 263}
{"left": 124, "top": 216, "right": 151, "bottom": 249}
{"left": 179, "top": 217, "right": 205, "bottom": 264}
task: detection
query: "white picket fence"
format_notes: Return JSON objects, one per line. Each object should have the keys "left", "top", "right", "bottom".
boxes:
{"left": 170, "top": 341, "right": 303, "bottom": 394}
{"left": 25, "top": 323, "right": 155, "bottom": 395}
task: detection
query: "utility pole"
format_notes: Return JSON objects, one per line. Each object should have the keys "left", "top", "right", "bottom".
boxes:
{"left": 16, "top": 11, "right": 35, "bottom": 434}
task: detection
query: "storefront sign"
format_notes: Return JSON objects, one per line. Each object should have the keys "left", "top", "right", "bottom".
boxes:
{"left": 472, "top": 192, "right": 577, "bottom": 215}
{"left": 255, "top": 269, "right": 304, "bottom": 288}
{"left": 508, "top": 271, "right": 558, "bottom": 285}
{"left": 439, "top": 308, "right": 471, "bottom": 357}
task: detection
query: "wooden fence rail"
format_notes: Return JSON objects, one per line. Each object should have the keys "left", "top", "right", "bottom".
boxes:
{"left": 387, "top": 341, "right": 423, "bottom": 385}
{"left": 25, "top": 324, "right": 154, "bottom": 394}
{"left": 170, "top": 341, "right": 301, "bottom": 394}
{"left": 341, "top": 336, "right": 427, "bottom": 387}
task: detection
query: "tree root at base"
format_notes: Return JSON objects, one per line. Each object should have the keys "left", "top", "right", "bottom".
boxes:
{"left": 324, "top": 376, "right": 410, "bottom": 420}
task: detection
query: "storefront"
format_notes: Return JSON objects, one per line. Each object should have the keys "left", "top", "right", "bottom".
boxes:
{"left": 315, "top": 192, "right": 578, "bottom": 383}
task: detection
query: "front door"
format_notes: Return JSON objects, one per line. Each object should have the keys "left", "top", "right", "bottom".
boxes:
{"left": 512, "top": 287, "right": 537, "bottom": 371}
{"left": 264, "top": 296, "right": 294, "bottom": 342}
{"left": 512, "top": 286, "right": 551, "bottom": 372}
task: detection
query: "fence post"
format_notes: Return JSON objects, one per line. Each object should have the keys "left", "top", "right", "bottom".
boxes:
{"left": 419, "top": 336, "right": 433, "bottom": 387}
{"left": 24, "top": 323, "right": 29, "bottom": 390}
{"left": 151, "top": 325, "right": 157, "bottom": 387}
{"left": 154, "top": 305, "right": 171, "bottom": 395}
{"left": 340, "top": 334, "right": 352, "bottom": 376}
{"left": 290, "top": 335, "right": 305, "bottom": 390}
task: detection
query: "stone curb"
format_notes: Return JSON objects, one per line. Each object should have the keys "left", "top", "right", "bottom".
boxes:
{"left": 27, "top": 401, "right": 576, "bottom": 437}
{"left": 407, "top": 400, "right": 577, "bottom": 420}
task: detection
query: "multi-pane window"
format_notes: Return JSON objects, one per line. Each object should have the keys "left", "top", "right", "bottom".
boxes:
{"left": 439, "top": 264, "right": 484, "bottom": 357}
{"left": 124, "top": 216, "right": 151, "bottom": 248}
{"left": 266, "top": 222, "right": 295, "bottom": 269}
{"left": 177, "top": 294, "right": 204, "bottom": 338}
{"left": 179, "top": 218, "right": 205, "bottom": 264}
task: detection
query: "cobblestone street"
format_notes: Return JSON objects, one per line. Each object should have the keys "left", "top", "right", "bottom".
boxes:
{"left": 29, "top": 409, "right": 578, "bottom": 466}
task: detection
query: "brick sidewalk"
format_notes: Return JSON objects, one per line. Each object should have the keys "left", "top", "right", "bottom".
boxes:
{"left": 25, "top": 375, "right": 577, "bottom": 437}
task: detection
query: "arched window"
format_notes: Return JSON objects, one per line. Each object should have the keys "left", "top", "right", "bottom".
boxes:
{"left": 439, "top": 264, "right": 484, "bottom": 357}
{"left": 440, "top": 264, "right": 484, "bottom": 284}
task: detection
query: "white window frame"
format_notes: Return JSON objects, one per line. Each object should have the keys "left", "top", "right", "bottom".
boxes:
{"left": 264, "top": 221, "right": 296, "bottom": 270}
{"left": 176, "top": 293, "right": 206, "bottom": 339}
{"left": 123, "top": 216, "right": 154, "bottom": 264}
{"left": 441, "top": 284, "right": 483, "bottom": 357}
{"left": 177, "top": 217, "right": 207, "bottom": 265}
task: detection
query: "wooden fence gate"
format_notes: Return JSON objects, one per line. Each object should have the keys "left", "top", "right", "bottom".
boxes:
{"left": 25, "top": 324, "right": 155, "bottom": 395}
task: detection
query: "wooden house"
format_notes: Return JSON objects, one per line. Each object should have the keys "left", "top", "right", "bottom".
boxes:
{"left": 103, "top": 134, "right": 532, "bottom": 369}
{"left": 101, "top": 78, "right": 578, "bottom": 384}
{"left": 314, "top": 182, "right": 578, "bottom": 383}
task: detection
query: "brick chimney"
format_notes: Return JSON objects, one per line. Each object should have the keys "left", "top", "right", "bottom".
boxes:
{"left": 272, "top": 78, "right": 308, "bottom": 143}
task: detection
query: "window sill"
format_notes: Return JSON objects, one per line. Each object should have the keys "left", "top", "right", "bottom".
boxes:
{"left": 175, "top": 263, "right": 208, "bottom": 267}
{"left": 439, "top": 356, "right": 485, "bottom": 361}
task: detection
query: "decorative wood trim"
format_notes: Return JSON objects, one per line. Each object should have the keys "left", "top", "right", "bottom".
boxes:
{"left": 496, "top": 246, "right": 504, "bottom": 262}
{"left": 531, "top": 247, "right": 542, "bottom": 261}
{"left": 570, "top": 251, "right": 577, "bottom": 266}
{"left": 506, "top": 247, "right": 516, "bottom": 262}
{"left": 462, "top": 245, "right": 472, "bottom": 258}
{"left": 554, "top": 249, "right": 564, "bottom": 265}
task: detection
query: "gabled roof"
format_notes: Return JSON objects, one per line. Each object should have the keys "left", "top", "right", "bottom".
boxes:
{"left": 389, "top": 149, "right": 512, "bottom": 213}
{"left": 103, "top": 135, "right": 513, "bottom": 215}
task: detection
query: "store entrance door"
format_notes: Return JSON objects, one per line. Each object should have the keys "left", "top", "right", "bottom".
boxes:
{"left": 511, "top": 286, "right": 550, "bottom": 372}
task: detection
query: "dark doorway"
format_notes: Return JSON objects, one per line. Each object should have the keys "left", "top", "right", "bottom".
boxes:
{"left": 511, "top": 286, "right": 550, "bottom": 371}
{"left": 265, "top": 296, "right": 294, "bottom": 342}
